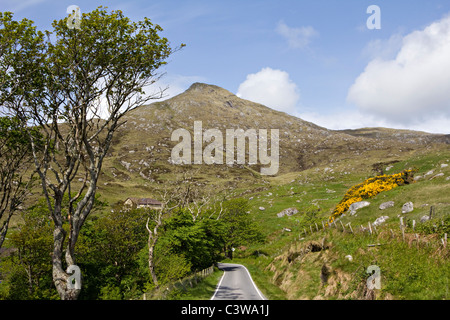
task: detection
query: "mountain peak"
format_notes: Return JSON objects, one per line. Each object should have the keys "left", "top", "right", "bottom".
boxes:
{"left": 186, "top": 82, "right": 234, "bottom": 96}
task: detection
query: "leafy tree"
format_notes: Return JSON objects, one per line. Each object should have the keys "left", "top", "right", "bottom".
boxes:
{"left": 0, "top": 12, "right": 47, "bottom": 245}
{"left": 0, "top": 194, "right": 106, "bottom": 299}
{"left": 151, "top": 242, "right": 192, "bottom": 287}
{"left": 0, "top": 15, "right": 46, "bottom": 245}
{"left": 1, "top": 7, "right": 182, "bottom": 299}
{"left": 161, "top": 210, "right": 225, "bottom": 270}
{"left": 220, "top": 198, "right": 264, "bottom": 259}
{"left": 0, "top": 12, "right": 46, "bottom": 106}
{"left": 145, "top": 198, "right": 180, "bottom": 289}
{"left": 1, "top": 200, "right": 55, "bottom": 299}
{"left": 0, "top": 116, "right": 42, "bottom": 248}
{"left": 76, "top": 207, "right": 148, "bottom": 300}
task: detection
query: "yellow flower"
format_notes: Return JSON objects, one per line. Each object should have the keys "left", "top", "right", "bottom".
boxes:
{"left": 327, "top": 169, "right": 415, "bottom": 223}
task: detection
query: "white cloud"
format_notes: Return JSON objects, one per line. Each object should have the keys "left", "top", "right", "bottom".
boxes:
{"left": 236, "top": 67, "right": 300, "bottom": 114}
{"left": 299, "top": 109, "right": 450, "bottom": 134}
{"left": 276, "top": 20, "right": 318, "bottom": 49}
{"left": 347, "top": 15, "right": 450, "bottom": 129}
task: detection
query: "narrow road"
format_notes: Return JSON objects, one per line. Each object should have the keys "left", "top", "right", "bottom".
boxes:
{"left": 211, "top": 263, "right": 267, "bottom": 300}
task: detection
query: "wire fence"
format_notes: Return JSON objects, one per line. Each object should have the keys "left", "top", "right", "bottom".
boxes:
{"left": 298, "top": 206, "right": 448, "bottom": 254}
{"left": 142, "top": 265, "right": 215, "bottom": 300}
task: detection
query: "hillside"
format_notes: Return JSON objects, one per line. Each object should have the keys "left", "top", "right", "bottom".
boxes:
{"left": 97, "top": 82, "right": 448, "bottom": 205}
{"left": 95, "top": 82, "right": 449, "bottom": 300}
{"left": 233, "top": 148, "right": 450, "bottom": 300}
{"left": 3, "top": 82, "right": 449, "bottom": 300}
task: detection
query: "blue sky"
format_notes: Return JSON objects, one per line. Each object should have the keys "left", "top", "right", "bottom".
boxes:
{"left": 3, "top": 0, "right": 450, "bottom": 133}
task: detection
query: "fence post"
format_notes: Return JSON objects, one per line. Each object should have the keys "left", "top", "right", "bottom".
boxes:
{"left": 400, "top": 217, "right": 405, "bottom": 241}
{"left": 348, "top": 223, "right": 354, "bottom": 234}
{"left": 368, "top": 222, "right": 372, "bottom": 235}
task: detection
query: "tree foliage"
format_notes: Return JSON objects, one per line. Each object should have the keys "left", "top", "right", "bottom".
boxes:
{"left": 0, "top": 197, "right": 265, "bottom": 300}
{"left": 0, "top": 116, "right": 43, "bottom": 249}
{"left": 1, "top": 202, "right": 54, "bottom": 299}
{"left": 1, "top": 7, "right": 181, "bottom": 299}
{"left": 220, "top": 198, "right": 265, "bottom": 259}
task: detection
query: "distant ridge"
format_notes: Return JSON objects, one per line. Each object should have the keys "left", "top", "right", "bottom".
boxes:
{"left": 338, "top": 127, "right": 450, "bottom": 144}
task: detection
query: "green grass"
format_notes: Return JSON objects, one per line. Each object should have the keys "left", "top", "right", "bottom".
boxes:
{"left": 167, "top": 267, "right": 224, "bottom": 300}
{"left": 159, "top": 148, "right": 450, "bottom": 300}
{"left": 328, "top": 229, "right": 449, "bottom": 300}
{"left": 229, "top": 149, "right": 450, "bottom": 300}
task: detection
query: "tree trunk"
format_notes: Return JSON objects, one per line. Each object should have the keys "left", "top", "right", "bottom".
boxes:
{"left": 227, "top": 246, "right": 233, "bottom": 260}
{"left": 146, "top": 216, "right": 160, "bottom": 288}
{"left": 51, "top": 190, "right": 82, "bottom": 300}
{"left": 52, "top": 224, "right": 81, "bottom": 300}
{"left": 148, "top": 235, "right": 159, "bottom": 288}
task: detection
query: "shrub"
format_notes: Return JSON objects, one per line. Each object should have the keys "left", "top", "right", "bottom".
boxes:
{"left": 328, "top": 169, "right": 416, "bottom": 223}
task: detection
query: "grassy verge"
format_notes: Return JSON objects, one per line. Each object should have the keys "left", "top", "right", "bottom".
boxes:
{"left": 169, "top": 267, "right": 224, "bottom": 300}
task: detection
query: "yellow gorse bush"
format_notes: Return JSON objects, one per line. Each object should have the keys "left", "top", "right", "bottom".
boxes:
{"left": 328, "top": 169, "right": 416, "bottom": 223}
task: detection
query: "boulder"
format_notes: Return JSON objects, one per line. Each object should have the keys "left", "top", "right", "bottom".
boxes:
{"left": 259, "top": 207, "right": 265, "bottom": 211}
{"left": 373, "top": 216, "right": 389, "bottom": 227}
{"left": 348, "top": 201, "right": 370, "bottom": 215}
{"left": 420, "top": 215, "right": 430, "bottom": 223}
{"left": 424, "top": 170, "right": 434, "bottom": 177}
{"left": 402, "top": 202, "right": 414, "bottom": 213}
{"left": 379, "top": 201, "right": 394, "bottom": 210}
{"left": 430, "top": 173, "right": 444, "bottom": 180}
{"left": 277, "top": 207, "right": 299, "bottom": 218}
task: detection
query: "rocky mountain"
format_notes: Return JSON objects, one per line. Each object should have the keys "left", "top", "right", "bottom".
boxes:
{"left": 97, "top": 82, "right": 448, "bottom": 203}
